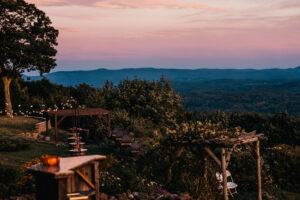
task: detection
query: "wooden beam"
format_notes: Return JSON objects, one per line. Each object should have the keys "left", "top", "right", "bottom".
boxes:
{"left": 75, "top": 169, "right": 95, "bottom": 190}
{"left": 203, "top": 147, "right": 221, "bottom": 167}
{"left": 45, "top": 116, "right": 49, "bottom": 136}
{"left": 204, "top": 155, "right": 208, "bottom": 189}
{"left": 108, "top": 114, "right": 111, "bottom": 137}
{"left": 221, "top": 148, "right": 228, "bottom": 200}
{"left": 225, "top": 144, "right": 236, "bottom": 168}
{"left": 54, "top": 115, "right": 58, "bottom": 142}
{"left": 57, "top": 115, "right": 67, "bottom": 126}
{"left": 247, "top": 130, "right": 256, "bottom": 136}
{"left": 94, "top": 161, "right": 100, "bottom": 200}
{"left": 237, "top": 137, "right": 259, "bottom": 144}
{"left": 248, "top": 143, "right": 259, "bottom": 158}
{"left": 256, "top": 141, "right": 262, "bottom": 200}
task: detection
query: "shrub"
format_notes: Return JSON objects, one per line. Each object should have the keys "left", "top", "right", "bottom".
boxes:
{"left": 264, "top": 145, "right": 300, "bottom": 192}
{"left": 0, "top": 164, "right": 21, "bottom": 198}
{"left": 0, "top": 132, "right": 32, "bottom": 152}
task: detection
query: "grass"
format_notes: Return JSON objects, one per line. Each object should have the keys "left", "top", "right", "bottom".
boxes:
{"left": 0, "top": 115, "right": 107, "bottom": 168}
{"left": 0, "top": 142, "right": 109, "bottom": 168}
{"left": 0, "top": 116, "right": 42, "bottom": 152}
{"left": 0, "top": 142, "right": 69, "bottom": 167}
{"left": 0, "top": 116, "right": 67, "bottom": 167}
{"left": 0, "top": 116, "right": 40, "bottom": 134}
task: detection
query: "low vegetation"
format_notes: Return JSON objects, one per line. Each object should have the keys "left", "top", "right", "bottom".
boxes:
{"left": 0, "top": 116, "right": 40, "bottom": 152}
{"left": 0, "top": 116, "right": 40, "bottom": 134}
{"left": 0, "top": 77, "right": 299, "bottom": 199}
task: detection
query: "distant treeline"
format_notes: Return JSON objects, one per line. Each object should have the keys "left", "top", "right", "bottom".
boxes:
{"left": 172, "top": 79, "right": 300, "bottom": 116}
{"left": 2, "top": 77, "right": 300, "bottom": 117}
{"left": 26, "top": 67, "right": 300, "bottom": 86}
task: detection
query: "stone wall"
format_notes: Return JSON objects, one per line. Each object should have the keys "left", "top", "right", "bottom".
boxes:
{"left": 34, "top": 120, "right": 51, "bottom": 134}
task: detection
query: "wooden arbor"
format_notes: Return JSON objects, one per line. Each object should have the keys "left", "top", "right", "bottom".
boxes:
{"left": 184, "top": 131, "right": 266, "bottom": 200}
{"left": 45, "top": 108, "right": 111, "bottom": 142}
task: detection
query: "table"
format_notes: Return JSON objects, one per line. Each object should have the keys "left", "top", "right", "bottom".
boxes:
{"left": 28, "top": 155, "right": 106, "bottom": 200}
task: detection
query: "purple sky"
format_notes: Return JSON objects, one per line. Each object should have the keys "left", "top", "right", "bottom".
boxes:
{"left": 27, "top": 0, "right": 300, "bottom": 71}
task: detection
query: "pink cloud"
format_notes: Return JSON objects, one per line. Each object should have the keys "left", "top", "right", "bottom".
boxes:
{"left": 55, "top": 23, "right": 300, "bottom": 62}
{"left": 273, "top": 1, "right": 300, "bottom": 9}
{"left": 57, "top": 26, "right": 81, "bottom": 32}
{"left": 27, "top": 0, "right": 225, "bottom": 10}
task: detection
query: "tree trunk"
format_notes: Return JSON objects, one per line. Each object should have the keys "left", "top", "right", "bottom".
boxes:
{"left": 2, "top": 76, "right": 13, "bottom": 116}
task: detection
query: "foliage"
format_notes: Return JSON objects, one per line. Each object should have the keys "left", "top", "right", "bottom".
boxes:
{"left": 263, "top": 145, "right": 300, "bottom": 192}
{"left": 229, "top": 151, "right": 257, "bottom": 191}
{"left": 0, "top": 164, "right": 21, "bottom": 198}
{"left": 100, "top": 77, "right": 183, "bottom": 129}
{"left": 1, "top": 76, "right": 300, "bottom": 199}
{"left": 0, "top": 116, "right": 38, "bottom": 151}
{"left": 18, "top": 156, "right": 42, "bottom": 193}
{"left": 0, "top": 132, "right": 32, "bottom": 151}
{"left": 134, "top": 121, "right": 245, "bottom": 199}
{"left": 0, "top": 0, "right": 58, "bottom": 76}
{"left": 99, "top": 154, "right": 162, "bottom": 195}
{"left": 189, "top": 111, "right": 300, "bottom": 146}
{"left": 175, "top": 79, "right": 300, "bottom": 117}
{"left": 166, "top": 120, "right": 246, "bottom": 142}
{"left": 0, "top": 0, "right": 58, "bottom": 114}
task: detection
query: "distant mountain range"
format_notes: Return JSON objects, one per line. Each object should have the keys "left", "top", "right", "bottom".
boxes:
{"left": 26, "top": 67, "right": 300, "bottom": 87}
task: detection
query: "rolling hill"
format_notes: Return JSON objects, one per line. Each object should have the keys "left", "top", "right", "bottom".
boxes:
{"left": 27, "top": 67, "right": 300, "bottom": 87}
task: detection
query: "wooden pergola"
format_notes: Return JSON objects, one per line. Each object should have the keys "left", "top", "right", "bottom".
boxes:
{"left": 45, "top": 108, "right": 111, "bottom": 142}
{"left": 183, "top": 131, "right": 266, "bottom": 200}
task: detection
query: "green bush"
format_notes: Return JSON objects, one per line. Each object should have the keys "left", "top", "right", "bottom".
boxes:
{"left": 230, "top": 151, "right": 257, "bottom": 191}
{"left": 264, "top": 145, "right": 300, "bottom": 192}
{"left": 0, "top": 164, "right": 21, "bottom": 198}
{"left": 0, "top": 132, "right": 32, "bottom": 152}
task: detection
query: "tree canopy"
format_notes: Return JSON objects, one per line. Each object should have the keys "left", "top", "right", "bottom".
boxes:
{"left": 0, "top": 0, "right": 58, "bottom": 114}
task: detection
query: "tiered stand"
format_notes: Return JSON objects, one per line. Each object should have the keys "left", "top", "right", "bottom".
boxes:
{"left": 68, "top": 127, "right": 87, "bottom": 156}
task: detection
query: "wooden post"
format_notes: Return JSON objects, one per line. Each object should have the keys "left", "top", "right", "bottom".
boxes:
{"left": 55, "top": 114, "right": 58, "bottom": 142}
{"left": 257, "top": 140, "right": 262, "bottom": 200}
{"left": 221, "top": 148, "right": 228, "bottom": 200}
{"left": 46, "top": 115, "right": 49, "bottom": 136}
{"left": 204, "top": 155, "right": 208, "bottom": 190}
{"left": 225, "top": 144, "right": 236, "bottom": 168}
{"left": 94, "top": 161, "right": 100, "bottom": 200}
{"left": 107, "top": 114, "right": 111, "bottom": 137}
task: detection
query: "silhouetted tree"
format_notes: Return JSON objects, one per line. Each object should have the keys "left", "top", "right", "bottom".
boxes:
{"left": 0, "top": 0, "right": 58, "bottom": 115}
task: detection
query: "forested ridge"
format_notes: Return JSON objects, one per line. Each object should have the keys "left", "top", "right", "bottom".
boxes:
{"left": 26, "top": 67, "right": 300, "bottom": 87}
{"left": 173, "top": 79, "right": 300, "bottom": 116}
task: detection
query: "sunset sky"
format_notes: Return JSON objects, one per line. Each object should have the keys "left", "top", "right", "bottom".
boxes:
{"left": 27, "top": 0, "right": 300, "bottom": 71}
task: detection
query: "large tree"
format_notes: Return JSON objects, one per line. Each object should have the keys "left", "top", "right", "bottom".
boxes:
{"left": 0, "top": 0, "right": 58, "bottom": 115}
